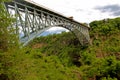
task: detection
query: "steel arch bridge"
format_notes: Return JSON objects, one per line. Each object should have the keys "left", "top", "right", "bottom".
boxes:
{"left": 5, "top": 0, "right": 90, "bottom": 46}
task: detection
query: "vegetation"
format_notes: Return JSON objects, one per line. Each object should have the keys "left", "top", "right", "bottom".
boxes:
{"left": 0, "top": 0, "right": 19, "bottom": 52}
{"left": 0, "top": 0, "right": 120, "bottom": 80}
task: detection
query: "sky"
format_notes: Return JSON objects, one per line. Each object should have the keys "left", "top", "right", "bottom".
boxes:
{"left": 32, "top": 0, "right": 120, "bottom": 23}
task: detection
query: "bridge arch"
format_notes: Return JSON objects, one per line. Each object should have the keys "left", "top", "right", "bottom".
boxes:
{"left": 5, "top": 0, "right": 90, "bottom": 46}
{"left": 20, "top": 25, "right": 89, "bottom": 46}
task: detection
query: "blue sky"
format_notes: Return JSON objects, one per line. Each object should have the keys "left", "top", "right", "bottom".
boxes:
{"left": 38, "top": 27, "right": 69, "bottom": 36}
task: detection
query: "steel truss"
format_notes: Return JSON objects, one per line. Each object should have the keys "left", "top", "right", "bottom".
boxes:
{"left": 5, "top": 0, "right": 90, "bottom": 46}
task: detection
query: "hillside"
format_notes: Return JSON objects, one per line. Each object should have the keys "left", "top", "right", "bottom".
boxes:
{"left": 28, "top": 17, "right": 120, "bottom": 80}
{"left": 0, "top": 17, "right": 120, "bottom": 80}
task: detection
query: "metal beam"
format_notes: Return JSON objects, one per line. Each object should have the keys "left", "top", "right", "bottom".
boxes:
{"left": 5, "top": 0, "right": 90, "bottom": 46}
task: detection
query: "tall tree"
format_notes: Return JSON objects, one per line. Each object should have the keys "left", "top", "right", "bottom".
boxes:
{"left": 0, "top": 0, "right": 19, "bottom": 52}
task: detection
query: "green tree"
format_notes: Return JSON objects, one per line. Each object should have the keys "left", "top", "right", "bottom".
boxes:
{"left": 0, "top": 0, "right": 19, "bottom": 52}
{"left": 0, "top": 0, "right": 19, "bottom": 79}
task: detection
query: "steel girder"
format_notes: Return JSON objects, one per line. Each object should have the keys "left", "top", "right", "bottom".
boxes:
{"left": 5, "top": 0, "right": 90, "bottom": 46}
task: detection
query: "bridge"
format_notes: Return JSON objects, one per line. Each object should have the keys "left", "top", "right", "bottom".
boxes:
{"left": 5, "top": 0, "right": 90, "bottom": 46}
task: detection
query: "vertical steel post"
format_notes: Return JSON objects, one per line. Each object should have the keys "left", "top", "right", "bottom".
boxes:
{"left": 25, "top": 7, "right": 30, "bottom": 39}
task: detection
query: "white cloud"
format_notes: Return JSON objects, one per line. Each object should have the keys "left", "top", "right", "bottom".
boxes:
{"left": 39, "top": 27, "right": 69, "bottom": 36}
{"left": 32, "top": 0, "right": 120, "bottom": 23}
{"left": 47, "top": 27, "right": 69, "bottom": 32}
{"left": 29, "top": 0, "right": 120, "bottom": 34}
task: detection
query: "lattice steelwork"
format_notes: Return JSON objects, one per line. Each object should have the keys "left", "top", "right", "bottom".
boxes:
{"left": 5, "top": 0, "right": 90, "bottom": 46}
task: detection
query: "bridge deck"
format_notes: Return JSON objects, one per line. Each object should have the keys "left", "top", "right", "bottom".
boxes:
{"left": 6, "top": 0, "right": 89, "bottom": 29}
{"left": 5, "top": 0, "right": 90, "bottom": 46}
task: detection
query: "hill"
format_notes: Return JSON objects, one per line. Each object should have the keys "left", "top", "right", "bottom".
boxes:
{"left": 0, "top": 17, "right": 120, "bottom": 80}
{"left": 28, "top": 17, "right": 120, "bottom": 80}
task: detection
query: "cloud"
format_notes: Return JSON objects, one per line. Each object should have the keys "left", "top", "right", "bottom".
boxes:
{"left": 76, "top": 9, "right": 84, "bottom": 12}
{"left": 95, "top": 4, "right": 120, "bottom": 16}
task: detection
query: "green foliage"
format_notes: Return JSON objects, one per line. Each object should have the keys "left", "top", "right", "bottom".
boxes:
{"left": 0, "top": 47, "right": 81, "bottom": 80}
{"left": 26, "top": 17, "right": 120, "bottom": 80}
{"left": 79, "top": 53, "right": 120, "bottom": 80}
{"left": 29, "top": 32, "right": 82, "bottom": 67}
{"left": 0, "top": 0, "right": 19, "bottom": 52}
{"left": 1, "top": 2, "right": 120, "bottom": 79}
{"left": 90, "top": 18, "right": 120, "bottom": 37}
{"left": 103, "top": 37, "right": 120, "bottom": 52}
{"left": 0, "top": 0, "right": 19, "bottom": 79}
{"left": 101, "top": 76, "right": 117, "bottom": 80}
{"left": 80, "top": 17, "right": 120, "bottom": 80}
